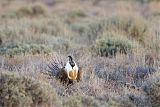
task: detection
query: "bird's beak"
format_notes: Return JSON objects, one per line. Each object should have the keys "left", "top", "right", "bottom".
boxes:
{"left": 67, "top": 70, "right": 77, "bottom": 80}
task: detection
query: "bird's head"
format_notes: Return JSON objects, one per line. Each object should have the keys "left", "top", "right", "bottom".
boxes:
{"left": 68, "top": 56, "right": 73, "bottom": 61}
{"left": 68, "top": 56, "right": 75, "bottom": 68}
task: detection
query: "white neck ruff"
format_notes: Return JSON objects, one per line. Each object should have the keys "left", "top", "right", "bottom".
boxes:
{"left": 64, "top": 61, "right": 78, "bottom": 73}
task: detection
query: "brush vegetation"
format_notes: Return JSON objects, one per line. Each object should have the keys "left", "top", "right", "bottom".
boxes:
{"left": 0, "top": 0, "right": 160, "bottom": 107}
{"left": 0, "top": 72, "right": 60, "bottom": 107}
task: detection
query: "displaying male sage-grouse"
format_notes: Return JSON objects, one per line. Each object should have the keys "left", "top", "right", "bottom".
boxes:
{"left": 48, "top": 55, "right": 83, "bottom": 85}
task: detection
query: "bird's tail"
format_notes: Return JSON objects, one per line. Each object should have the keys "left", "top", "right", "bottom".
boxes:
{"left": 47, "top": 54, "right": 65, "bottom": 78}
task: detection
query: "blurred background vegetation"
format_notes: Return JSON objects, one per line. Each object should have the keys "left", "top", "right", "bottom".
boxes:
{"left": 0, "top": 0, "right": 160, "bottom": 107}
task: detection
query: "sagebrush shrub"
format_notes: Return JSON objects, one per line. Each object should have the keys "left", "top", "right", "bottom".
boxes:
{"left": 63, "top": 95, "right": 103, "bottom": 107}
{"left": 0, "top": 17, "right": 72, "bottom": 47}
{"left": 0, "top": 43, "right": 52, "bottom": 57}
{"left": 95, "top": 33, "right": 132, "bottom": 57}
{"left": 71, "top": 22, "right": 89, "bottom": 35}
{"left": 142, "top": 75, "right": 160, "bottom": 107}
{"left": 125, "top": 93, "right": 150, "bottom": 107}
{"left": 68, "top": 10, "right": 87, "bottom": 18}
{"left": 0, "top": 72, "right": 60, "bottom": 107}
{"left": 80, "top": 20, "right": 105, "bottom": 44}
{"left": 134, "top": 67, "right": 156, "bottom": 87}
{"left": 104, "top": 15, "right": 148, "bottom": 44}
{"left": 81, "top": 14, "right": 148, "bottom": 45}
{"left": 1, "top": 3, "right": 48, "bottom": 18}
{"left": 102, "top": 93, "right": 136, "bottom": 107}
{"left": 29, "top": 18, "right": 68, "bottom": 36}
{"left": 62, "top": 92, "right": 146, "bottom": 107}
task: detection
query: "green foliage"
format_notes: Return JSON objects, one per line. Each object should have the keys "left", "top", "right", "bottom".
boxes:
{"left": 71, "top": 22, "right": 89, "bottom": 35}
{"left": 153, "top": 12, "right": 160, "bottom": 17}
{"left": 95, "top": 33, "right": 132, "bottom": 57}
{"left": 1, "top": 3, "right": 48, "bottom": 18}
{"left": 0, "top": 72, "right": 60, "bottom": 107}
{"left": 65, "top": 10, "right": 87, "bottom": 24}
{"left": 0, "top": 43, "right": 52, "bottom": 57}
{"left": 0, "top": 1, "right": 159, "bottom": 107}
{"left": 142, "top": 75, "right": 160, "bottom": 107}
{"left": 68, "top": 10, "right": 87, "bottom": 18}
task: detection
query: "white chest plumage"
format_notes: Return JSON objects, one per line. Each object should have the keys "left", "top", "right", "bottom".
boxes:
{"left": 64, "top": 61, "right": 78, "bottom": 73}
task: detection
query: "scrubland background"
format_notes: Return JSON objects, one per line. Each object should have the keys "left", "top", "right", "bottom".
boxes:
{"left": 0, "top": 0, "right": 160, "bottom": 107}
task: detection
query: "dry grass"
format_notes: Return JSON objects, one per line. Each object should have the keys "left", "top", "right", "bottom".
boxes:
{"left": 0, "top": 0, "right": 160, "bottom": 107}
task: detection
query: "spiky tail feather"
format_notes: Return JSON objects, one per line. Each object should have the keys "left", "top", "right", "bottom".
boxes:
{"left": 47, "top": 54, "right": 65, "bottom": 78}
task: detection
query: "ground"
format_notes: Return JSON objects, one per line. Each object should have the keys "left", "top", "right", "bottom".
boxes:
{"left": 0, "top": 0, "right": 160, "bottom": 107}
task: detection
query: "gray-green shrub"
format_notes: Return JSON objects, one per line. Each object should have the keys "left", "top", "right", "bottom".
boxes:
{"left": 103, "top": 15, "right": 148, "bottom": 44}
{"left": 0, "top": 72, "right": 60, "bottom": 107}
{"left": 142, "top": 75, "right": 160, "bottom": 107}
{"left": 1, "top": 3, "right": 48, "bottom": 18}
{"left": 79, "top": 14, "right": 148, "bottom": 45}
{"left": 0, "top": 43, "right": 52, "bottom": 57}
{"left": 63, "top": 95, "right": 104, "bottom": 107}
{"left": 95, "top": 33, "right": 132, "bottom": 57}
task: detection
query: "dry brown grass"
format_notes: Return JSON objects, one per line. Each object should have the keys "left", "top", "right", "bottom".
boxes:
{"left": 0, "top": 0, "right": 160, "bottom": 107}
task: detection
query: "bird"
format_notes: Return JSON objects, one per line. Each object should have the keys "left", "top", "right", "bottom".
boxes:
{"left": 48, "top": 55, "right": 83, "bottom": 85}
{"left": 64, "top": 56, "right": 78, "bottom": 80}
